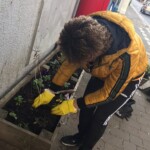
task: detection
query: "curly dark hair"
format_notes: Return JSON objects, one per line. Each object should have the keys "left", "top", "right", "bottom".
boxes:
{"left": 59, "top": 16, "right": 112, "bottom": 64}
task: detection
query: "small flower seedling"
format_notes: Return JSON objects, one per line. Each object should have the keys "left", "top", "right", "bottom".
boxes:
{"left": 64, "top": 82, "right": 71, "bottom": 89}
{"left": 33, "top": 117, "right": 49, "bottom": 128}
{"left": 32, "top": 78, "right": 44, "bottom": 90}
{"left": 42, "top": 75, "right": 51, "bottom": 82}
{"left": 9, "top": 112, "right": 17, "bottom": 120}
{"left": 18, "top": 122, "right": 29, "bottom": 130}
{"left": 14, "top": 95, "right": 24, "bottom": 106}
{"left": 146, "top": 65, "right": 150, "bottom": 75}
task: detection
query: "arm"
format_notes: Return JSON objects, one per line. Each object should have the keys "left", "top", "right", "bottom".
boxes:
{"left": 33, "top": 60, "right": 79, "bottom": 108}
{"left": 52, "top": 60, "right": 80, "bottom": 86}
{"left": 77, "top": 53, "right": 131, "bottom": 108}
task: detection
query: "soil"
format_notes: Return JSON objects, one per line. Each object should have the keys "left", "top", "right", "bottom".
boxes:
{"left": 3, "top": 52, "right": 81, "bottom": 135}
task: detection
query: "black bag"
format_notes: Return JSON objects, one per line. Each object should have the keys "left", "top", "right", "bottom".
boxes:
{"left": 115, "top": 99, "right": 135, "bottom": 121}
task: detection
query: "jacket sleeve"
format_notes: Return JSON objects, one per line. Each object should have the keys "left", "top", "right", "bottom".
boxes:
{"left": 77, "top": 53, "right": 131, "bottom": 108}
{"left": 52, "top": 60, "right": 79, "bottom": 86}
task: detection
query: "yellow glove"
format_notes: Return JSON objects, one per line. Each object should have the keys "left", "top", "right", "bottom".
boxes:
{"left": 32, "top": 89, "right": 55, "bottom": 108}
{"left": 51, "top": 99, "right": 77, "bottom": 115}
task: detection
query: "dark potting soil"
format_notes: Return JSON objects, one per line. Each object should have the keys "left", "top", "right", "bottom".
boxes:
{"left": 3, "top": 81, "right": 60, "bottom": 135}
{"left": 3, "top": 52, "right": 82, "bottom": 135}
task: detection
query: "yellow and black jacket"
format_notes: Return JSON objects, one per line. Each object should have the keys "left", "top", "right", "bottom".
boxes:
{"left": 52, "top": 11, "right": 148, "bottom": 108}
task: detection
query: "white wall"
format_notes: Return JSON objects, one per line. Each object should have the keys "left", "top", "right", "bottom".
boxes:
{"left": 0, "top": 0, "right": 43, "bottom": 93}
{"left": 0, "top": 0, "right": 79, "bottom": 96}
{"left": 29, "top": 0, "right": 78, "bottom": 63}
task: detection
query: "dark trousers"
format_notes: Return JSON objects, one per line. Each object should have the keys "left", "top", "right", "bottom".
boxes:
{"left": 77, "top": 77, "right": 140, "bottom": 150}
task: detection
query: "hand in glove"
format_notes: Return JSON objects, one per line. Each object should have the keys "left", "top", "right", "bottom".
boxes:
{"left": 32, "top": 89, "right": 55, "bottom": 108}
{"left": 51, "top": 99, "right": 77, "bottom": 115}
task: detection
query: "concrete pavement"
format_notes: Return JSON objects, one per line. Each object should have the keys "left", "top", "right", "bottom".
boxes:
{"left": 51, "top": 5, "right": 150, "bottom": 150}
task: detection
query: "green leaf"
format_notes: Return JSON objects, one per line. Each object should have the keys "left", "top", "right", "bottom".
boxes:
{"left": 146, "top": 65, "right": 150, "bottom": 74}
{"left": 14, "top": 95, "right": 24, "bottom": 106}
{"left": 32, "top": 78, "right": 44, "bottom": 89}
{"left": 9, "top": 112, "right": 17, "bottom": 120}
{"left": 64, "top": 82, "right": 71, "bottom": 88}
{"left": 42, "top": 75, "right": 51, "bottom": 81}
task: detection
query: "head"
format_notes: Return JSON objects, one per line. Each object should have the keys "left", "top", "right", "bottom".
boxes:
{"left": 59, "top": 16, "right": 112, "bottom": 65}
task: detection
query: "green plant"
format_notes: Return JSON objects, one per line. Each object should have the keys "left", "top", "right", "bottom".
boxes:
{"left": 146, "top": 65, "right": 150, "bottom": 74}
{"left": 33, "top": 117, "right": 49, "bottom": 128}
{"left": 14, "top": 95, "right": 24, "bottom": 106}
{"left": 64, "top": 82, "right": 71, "bottom": 89}
{"left": 59, "top": 94, "right": 66, "bottom": 101}
{"left": 32, "top": 78, "right": 44, "bottom": 90}
{"left": 9, "top": 112, "right": 17, "bottom": 120}
{"left": 73, "top": 72, "right": 79, "bottom": 78}
{"left": 144, "top": 65, "right": 150, "bottom": 79}
{"left": 42, "top": 75, "right": 51, "bottom": 82}
{"left": 49, "top": 59, "right": 60, "bottom": 69}
{"left": 18, "top": 122, "right": 29, "bottom": 130}
{"left": 50, "top": 59, "right": 60, "bottom": 65}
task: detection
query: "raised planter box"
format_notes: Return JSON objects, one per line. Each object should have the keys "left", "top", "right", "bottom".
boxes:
{"left": 0, "top": 47, "right": 83, "bottom": 150}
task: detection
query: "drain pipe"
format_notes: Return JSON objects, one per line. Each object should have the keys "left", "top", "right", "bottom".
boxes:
{"left": 0, "top": 44, "right": 58, "bottom": 100}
